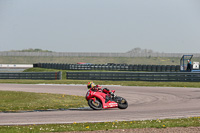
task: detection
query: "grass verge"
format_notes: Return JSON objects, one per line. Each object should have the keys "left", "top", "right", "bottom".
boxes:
{"left": 0, "top": 91, "right": 87, "bottom": 112}
{"left": 1, "top": 79, "right": 200, "bottom": 88}
{"left": 0, "top": 56, "right": 183, "bottom": 65}
{"left": 0, "top": 117, "right": 200, "bottom": 133}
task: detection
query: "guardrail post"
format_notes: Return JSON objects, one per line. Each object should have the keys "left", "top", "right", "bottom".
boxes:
{"left": 58, "top": 71, "right": 62, "bottom": 80}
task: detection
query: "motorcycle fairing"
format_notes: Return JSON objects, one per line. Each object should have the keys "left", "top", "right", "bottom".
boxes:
{"left": 86, "top": 89, "right": 118, "bottom": 109}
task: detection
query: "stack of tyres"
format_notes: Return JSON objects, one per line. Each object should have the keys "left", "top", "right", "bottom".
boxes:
{"left": 35, "top": 63, "right": 186, "bottom": 72}
{"left": 175, "top": 65, "right": 180, "bottom": 72}
{"left": 156, "top": 65, "right": 161, "bottom": 72}
{"left": 147, "top": 65, "right": 152, "bottom": 72}
{"left": 171, "top": 65, "right": 176, "bottom": 72}
{"left": 112, "top": 65, "right": 117, "bottom": 71}
{"left": 50, "top": 63, "right": 53, "bottom": 69}
{"left": 109, "top": 64, "right": 114, "bottom": 71}
{"left": 101, "top": 64, "right": 104, "bottom": 70}
{"left": 161, "top": 65, "right": 166, "bottom": 72}
{"left": 138, "top": 65, "right": 142, "bottom": 71}
{"left": 166, "top": 65, "right": 171, "bottom": 72}
{"left": 128, "top": 65, "right": 134, "bottom": 71}
{"left": 152, "top": 65, "right": 157, "bottom": 72}
{"left": 56, "top": 64, "right": 59, "bottom": 69}
{"left": 46, "top": 63, "right": 50, "bottom": 69}
{"left": 133, "top": 65, "right": 138, "bottom": 71}
{"left": 142, "top": 65, "right": 147, "bottom": 71}
{"left": 66, "top": 64, "right": 70, "bottom": 70}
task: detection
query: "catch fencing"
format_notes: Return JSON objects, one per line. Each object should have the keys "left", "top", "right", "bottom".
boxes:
{"left": 35, "top": 63, "right": 180, "bottom": 72}
{"left": 1, "top": 51, "right": 200, "bottom": 57}
{"left": 0, "top": 72, "right": 62, "bottom": 80}
{"left": 66, "top": 72, "right": 200, "bottom": 82}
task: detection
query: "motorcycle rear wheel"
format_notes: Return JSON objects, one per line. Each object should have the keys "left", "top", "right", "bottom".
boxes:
{"left": 117, "top": 97, "right": 128, "bottom": 109}
{"left": 88, "top": 98, "right": 102, "bottom": 110}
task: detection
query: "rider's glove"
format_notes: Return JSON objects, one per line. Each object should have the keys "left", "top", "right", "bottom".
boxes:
{"left": 109, "top": 91, "right": 115, "bottom": 97}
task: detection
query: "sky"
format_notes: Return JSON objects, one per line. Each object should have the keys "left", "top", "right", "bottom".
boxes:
{"left": 0, "top": 0, "right": 200, "bottom": 53}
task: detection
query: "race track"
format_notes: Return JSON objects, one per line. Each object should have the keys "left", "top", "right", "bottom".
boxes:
{"left": 0, "top": 84, "right": 200, "bottom": 125}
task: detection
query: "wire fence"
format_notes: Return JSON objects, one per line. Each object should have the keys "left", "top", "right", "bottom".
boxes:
{"left": 1, "top": 51, "right": 200, "bottom": 57}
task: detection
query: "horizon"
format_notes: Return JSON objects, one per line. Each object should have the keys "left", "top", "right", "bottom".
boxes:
{"left": 0, "top": 47, "right": 199, "bottom": 54}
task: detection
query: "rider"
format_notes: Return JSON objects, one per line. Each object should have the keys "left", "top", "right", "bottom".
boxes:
{"left": 87, "top": 82, "right": 115, "bottom": 96}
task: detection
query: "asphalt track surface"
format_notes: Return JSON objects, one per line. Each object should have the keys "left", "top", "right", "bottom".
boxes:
{"left": 0, "top": 84, "right": 200, "bottom": 125}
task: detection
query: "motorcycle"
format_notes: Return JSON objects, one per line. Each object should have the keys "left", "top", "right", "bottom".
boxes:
{"left": 85, "top": 85, "right": 128, "bottom": 110}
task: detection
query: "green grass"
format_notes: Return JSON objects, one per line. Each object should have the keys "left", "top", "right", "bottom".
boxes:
{"left": 0, "top": 56, "right": 194, "bottom": 65}
{"left": 0, "top": 117, "right": 200, "bottom": 133}
{"left": 0, "top": 91, "right": 87, "bottom": 112}
{"left": 1, "top": 79, "right": 200, "bottom": 88}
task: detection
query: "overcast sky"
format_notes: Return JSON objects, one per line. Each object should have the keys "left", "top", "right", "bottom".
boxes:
{"left": 0, "top": 0, "right": 200, "bottom": 53}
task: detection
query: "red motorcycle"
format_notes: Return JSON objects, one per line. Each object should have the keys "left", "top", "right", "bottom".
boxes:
{"left": 85, "top": 85, "right": 128, "bottom": 110}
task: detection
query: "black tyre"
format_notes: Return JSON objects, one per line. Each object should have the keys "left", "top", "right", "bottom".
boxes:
{"left": 117, "top": 97, "right": 128, "bottom": 109}
{"left": 88, "top": 98, "right": 102, "bottom": 110}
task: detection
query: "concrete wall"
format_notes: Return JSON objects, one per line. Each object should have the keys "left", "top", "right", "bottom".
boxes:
{"left": 0, "top": 64, "right": 33, "bottom": 69}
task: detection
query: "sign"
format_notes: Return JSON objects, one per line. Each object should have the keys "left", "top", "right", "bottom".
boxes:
{"left": 193, "top": 62, "right": 199, "bottom": 69}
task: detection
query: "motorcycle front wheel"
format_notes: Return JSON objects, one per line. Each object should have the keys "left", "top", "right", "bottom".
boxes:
{"left": 88, "top": 98, "right": 102, "bottom": 110}
{"left": 117, "top": 97, "right": 128, "bottom": 109}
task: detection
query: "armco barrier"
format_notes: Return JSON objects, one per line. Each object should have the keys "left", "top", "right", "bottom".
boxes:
{"left": 0, "top": 72, "right": 62, "bottom": 80}
{"left": 66, "top": 72, "right": 200, "bottom": 82}
{"left": 35, "top": 63, "right": 181, "bottom": 72}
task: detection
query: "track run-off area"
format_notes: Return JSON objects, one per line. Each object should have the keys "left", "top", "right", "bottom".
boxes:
{"left": 0, "top": 84, "right": 200, "bottom": 125}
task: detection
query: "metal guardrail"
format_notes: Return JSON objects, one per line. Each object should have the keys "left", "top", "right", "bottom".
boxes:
{"left": 66, "top": 72, "right": 200, "bottom": 82}
{"left": 35, "top": 63, "right": 181, "bottom": 72}
{"left": 0, "top": 72, "right": 62, "bottom": 80}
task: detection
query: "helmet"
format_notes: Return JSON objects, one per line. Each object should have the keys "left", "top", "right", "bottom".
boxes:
{"left": 87, "top": 82, "right": 95, "bottom": 89}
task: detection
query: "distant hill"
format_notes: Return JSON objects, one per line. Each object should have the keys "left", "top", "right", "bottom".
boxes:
{"left": 10, "top": 48, "right": 52, "bottom": 52}
{"left": 126, "top": 47, "right": 154, "bottom": 54}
